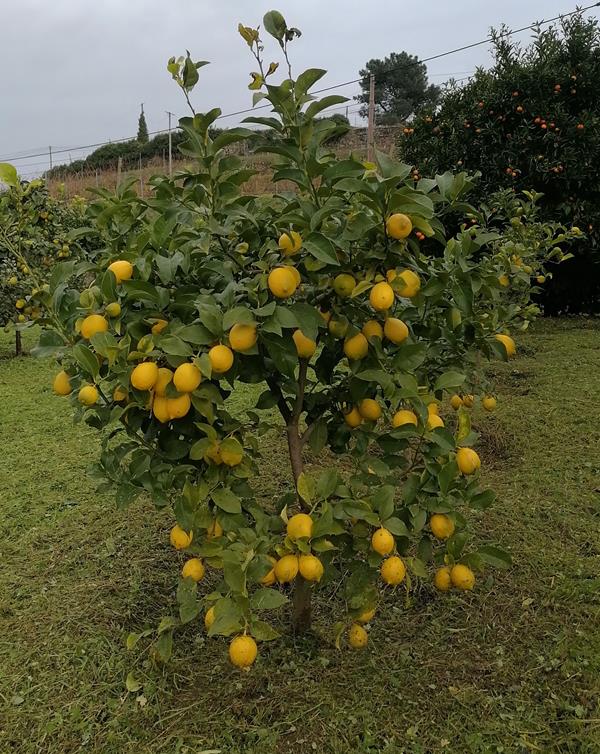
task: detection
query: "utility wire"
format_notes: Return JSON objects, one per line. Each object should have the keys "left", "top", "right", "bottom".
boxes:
{"left": 2, "top": 1, "right": 599, "bottom": 166}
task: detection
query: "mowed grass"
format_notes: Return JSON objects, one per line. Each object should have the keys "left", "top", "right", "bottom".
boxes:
{"left": 1, "top": 319, "right": 600, "bottom": 754}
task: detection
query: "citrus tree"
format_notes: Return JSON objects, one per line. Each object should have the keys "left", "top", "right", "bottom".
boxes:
{"left": 0, "top": 167, "right": 92, "bottom": 354}
{"left": 400, "top": 10, "right": 599, "bottom": 313}
{"left": 36, "top": 11, "right": 560, "bottom": 668}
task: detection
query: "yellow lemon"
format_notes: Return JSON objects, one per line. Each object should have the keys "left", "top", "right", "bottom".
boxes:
{"left": 356, "top": 606, "right": 376, "bottom": 624}
{"left": 167, "top": 393, "right": 192, "bottom": 419}
{"left": 427, "top": 414, "right": 445, "bottom": 430}
{"left": 207, "top": 519, "right": 223, "bottom": 539}
{"left": 396, "top": 269, "right": 421, "bottom": 298}
{"left": 131, "top": 362, "right": 159, "bottom": 391}
{"left": 151, "top": 319, "right": 168, "bottom": 335}
{"left": 229, "top": 323, "right": 257, "bottom": 352}
{"left": 204, "top": 443, "right": 223, "bottom": 466}
{"left": 229, "top": 635, "right": 258, "bottom": 668}
{"left": 381, "top": 555, "right": 406, "bottom": 585}
{"left": 344, "top": 407, "right": 362, "bottom": 428}
{"left": 154, "top": 367, "right": 174, "bottom": 397}
{"left": 362, "top": 320, "right": 383, "bottom": 340}
{"left": 81, "top": 314, "right": 108, "bottom": 340}
{"left": 430, "top": 513, "right": 455, "bottom": 540}
{"left": 434, "top": 566, "right": 452, "bottom": 592}
{"left": 152, "top": 396, "right": 170, "bottom": 423}
{"left": 170, "top": 525, "right": 193, "bottom": 550}
{"left": 462, "top": 394, "right": 474, "bottom": 408}
{"left": 173, "top": 363, "right": 202, "bottom": 392}
{"left": 260, "top": 556, "right": 277, "bottom": 586}
{"left": 371, "top": 527, "right": 395, "bottom": 556}
{"left": 204, "top": 606, "right": 215, "bottom": 630}
{"left": 386, "top": 213, "right": 413, "bottom": 239}
{"left": 274, "top": 554, "right": 299, "bottom": 583}
{"left": 209, "top": 345, "right": 234, "bottom": 374}
{"left": 450, "top": 563, "right": 475, "bottom": 590}
{"left": 392, "top": 409, "right": 417, "bottom": 428}
{"left": 298, "top": 554, "right": 324, "bottom": 582}
{"left": 333, "top": 273, "right": 356, "bottom": 298}
{"left": 369, "top": 281, "right": 395, "bottom": 311}
{"left": 78, "top": 384, "right": 98, "bottom": 406}
{"left": 108, "top": 259, "right": 133, "bottom": 283}
{"left": 182, "top": 558, "right": 205, "bottom": 581}
{"left": 498, "top": 274, "right": 510, "bottom": 287}
{"left": 384, "top": 317, "right": 409, "bottom": 345}
{"left": 278, "top": 230, "right": 302, "bottom": 255}
{"left": 427, "top": 402, "right": 439, "bottom": 416}
{"left": 450, "top": 394, "right": 463, "bottom": 410}
{"left": 358, "top": 398, "right": 382, "bottom": 421}
{"left": 456, "top": 447, "right": 481, "bottom": 475}
{"left": 292, "top": 329, "right": 317, "bottom": 359}
{"left": 268, "top": 267, "right": 299, "bottom": 298}
{"left": 495, "top": 333, "right": 516, "bottom": 357}
{"left": 536, "top": 275, "right": 546, "bottom": 284}
{"left": 53, "top": 370, "right": 72, "bottom": 396}
{"left": 105, "top": 302, "right": 121, "bottom": 318}
{"left": 113, "top": 386, "right": 128, "bottom": 402}
{"left": 221, "top": 444, "right": 243, "bottom": 467}
{"left": 348, "top": 623, "right": 368, "bottom": 649}
{"left": 343, "top": 332, "right": 369, "bottom": 360}
{"left": 482, "top": 396, "right": 497, "bottom": 411}
{"left": 287, "top": 513, "right": 313, "bottom": 541}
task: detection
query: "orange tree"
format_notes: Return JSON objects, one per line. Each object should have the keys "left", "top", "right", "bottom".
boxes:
{"left": 400, "top": 10, "right": 599, "bottom": 313}
{"left": 35, "top": 12, "right": 561, "bottom": 667}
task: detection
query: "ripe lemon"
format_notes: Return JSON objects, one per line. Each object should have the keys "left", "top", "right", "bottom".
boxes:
{"left": 229, "top": 323, "right": 257, "bottom": 352}
{"left": 173, "top": 363, "right": 202, "bottom": 392}
{"left": 536, "top": 275, "right": 546, "bottom": 284}
{"left": 182, "top": 558, "right": 205, "bottom": 581}
{"left": 430, "top": 513, "right": 455, "bottom": 540}
{"left": 298, "top": 554, "right": 324, "bottom": 582}
{"left": 81, "top": 314, "right": 108, "bottom": 340}
{"left": 152, "top": 396, "right": 170, "bottom": 423}
{"left": 498, "top": 274, "right": 510, "bottom": 287}
{"left": 268, "top": 267, "right": 299, "bottom": 298}
{"left": 462, "top": 394, "right": 474, "bottom": 408}
{"left": 53, "top": 370, "right": 72, "bottom": 396}
{"left": 131, "top": 362, "right": 159, "bottom": 391}
{"left": 15, "top": 299, "right": 26, "bottom": 309}
{"left": 386, "top": 213, "right": 412, "bottom": 239}
{"left": 384, "top": 317, "right": 409, "bottom": 345}
{"left": 371, "top": 527, "right": 395, "bottom": 556}
{"left": 482, "top": 396, "right": 497, "bottom": 411}
{"left": 287, "top": 513, "right": 313, "bottom": 541}
{"left": 333, "top": 273, "right": 356, "bottom": 298}
{"left": 154, "top": 367, "right": 174, "bottom": 397}
{"left": 151, "top": 319, "right": 168, "bottom": 335}
{"left": 358, "top": 398, "right": 382, "bottom": 421}
{"left": 369, "top": 281, "right": 394, "bottom": 311}
{"left": 344, "top": 333, "right": 369, "bottom": 360}
{"left": 456, "top": 447, "right": 481, "bottom": 475}
{"left": 278, "top": 230, "right": 302, "bottom": 255}
{"left": 170, "top": 525, "right": 193, "bottom": 550}
{"left": 362, "top": 320, "right": 383, "bottom": 339}
{"left": 293, "top": 329, "right": 317, "bottom": 359}
{"left": 450, "top": 563, "right": 475, "bottom": 590}
{"left": 427, "top": 414, "right": 445, "bottom": 430}
{"left": 204, "top": 606, "right": 215, "bottom": 630}
{"left": 108, "top": 259, "right": 133, "bottom": 283}
{"left": 274, "top": 554, "right": 299, "bottom": 583}
{"left": 450, "top": 394, "right": 463, "bottom": 410}
{"left": 209, "top": 344, "right": 234, "bottom": 374}
{"left": 433, "top": 566, "right": 452, "bottom": 592}
{"left": 392, "top": 409, "right": 417, "bottom": 428}
{"left": 105, "top": 302, "right": 121, "bottom": 318}
{"left": 427, "top": 402, "right": 439, "bottom": 416}
{"left": 396, "top": 269, "right": 421, "bottom": 297}
{"left": 207, "top": 519, "right": 223, "bottom": 539}
{"left": 113, "top": 386, "right": 128, "bottom": 402}
{"left": 381, "top": 555, "right": 406, "bottom": 585}
{"left": 205, "top": 443, "right": 223, "bottom": 466}
{"left": 78, "top": 384, "right": 98, "bottom": 406}
{"left": 229, "top": 635, "right": 258, "bottom": 668}
{"left": 495, "top": 333, "right": 516, "bottom": 357}
{"left": 260, "top": 556, "right": 277, "bottom": 586}
{"left": 357, "top": 606, "right": 376, "bottom": 624}
{"left": 221, "top": 444, "right": 243, "bottom": 467}
{"left": 167, "top": 393, "right": 191, "bottom": 419}
{"left": 344, "top": 407, "right": 362, "bottom": 428}
{"left": 348, "top": 623, "right": 368, "bottom": 649}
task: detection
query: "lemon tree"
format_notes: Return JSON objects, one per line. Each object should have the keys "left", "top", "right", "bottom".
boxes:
{"left": 35, "top": 11, "right": 560, "bottom": 668}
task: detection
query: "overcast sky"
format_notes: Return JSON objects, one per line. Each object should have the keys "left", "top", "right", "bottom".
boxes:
{"left": 2, "top": 0, "right": 598, "bottom": 175}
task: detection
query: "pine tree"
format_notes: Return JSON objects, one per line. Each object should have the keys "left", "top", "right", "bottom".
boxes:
{"left": 137, "top": 104, "right": 149, "bottom": 144}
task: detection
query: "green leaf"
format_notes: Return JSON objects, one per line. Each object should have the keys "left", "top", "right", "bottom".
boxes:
{"left": 383, "top": 517, "right": 409, "bottom": 536}
{"left": 295, "top": 68, "right": 326, "bottom": 96}
{"left": 125, "top": 672, "right": 142, "bottom": 693}
{"left": 305, "top": 95, "right": 348, "bottom": 120}
{"left": 438, "top": 460, "right": 458, "bottom": 495}
{"left": 250, "top": 588, "right": 289, "bottom": 610}
{"left": 158, "top": 335, "right": 193, "bottom": 357}
{"left": 303, "top": 232, "right": 340, "bottom": 266}
{"left": 478, "top": 545, "right": 512, "bottom": 569}
{"left": 250, "top": 619, "right": 280, "bottom": 641}
{"left": 211, "top": 487, "right": 242, "bottom": 514}
{"left": 434, "top": 371, "right": 466, "bottom": 392}
{"left": 308, "top": 419, "right": 328, "bottom": 454}
{"left": 223, "top": 306, "right": 255, "bottom": 330}
{"left": 0, "top": 163, "right": 18, "bottom": 187}
{"left": 296, "top": 472, "right": 315, "bottom": 504}
{"left": 263, "top": 9, "right": 287, "bottom": 40}
{"left": 316, "top": 469, "right": 338, "bottom": 501}
{"left": 73, "top": 343, "right": 99, "bottom": 379}
{"left": 470, "top": 489, "right": 496, "bottom": 510}
{"left": 208, "top": 598, "right": 243, "bottom": 637}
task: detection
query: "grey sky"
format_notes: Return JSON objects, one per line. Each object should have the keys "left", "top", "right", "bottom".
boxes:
{"left": 2, "top": 0, "right": 598, "bottom": 175}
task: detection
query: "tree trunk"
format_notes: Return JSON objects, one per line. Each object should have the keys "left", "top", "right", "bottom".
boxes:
{"left": 15, "top": 329, "right": 22, "bottom": 356}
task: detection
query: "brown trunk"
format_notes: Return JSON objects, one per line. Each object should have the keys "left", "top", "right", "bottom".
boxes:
{"left": 15, "top": 329, "right": 22, "bottom": 356}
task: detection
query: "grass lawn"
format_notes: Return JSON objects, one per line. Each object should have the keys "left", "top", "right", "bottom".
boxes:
{"left": 1, "top": 319, "right": 600, "bottom": 754}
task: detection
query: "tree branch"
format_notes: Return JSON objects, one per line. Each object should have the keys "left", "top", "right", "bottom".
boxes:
{"left": 266, "top": 374, "right": 292, "bottom": 423}
{"left": 292, "top": 359, "right": 308, "bottom": 421}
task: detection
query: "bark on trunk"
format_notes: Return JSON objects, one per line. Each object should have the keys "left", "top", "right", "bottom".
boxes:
{"left": 292, "top": 574, "right": 312, "bottom": 635}
{"left": 15, "top": 329, "right": 22, "bottom": 356}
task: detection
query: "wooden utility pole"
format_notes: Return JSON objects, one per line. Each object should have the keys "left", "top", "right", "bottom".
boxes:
{"left": 367, "top": 74, "right": 375, "bottom": 161}
{"left": 139, "top": 154, "right": 144, "bottom": 197}
{"left": 166, "top": 111, "right": 174, "bottom": 177}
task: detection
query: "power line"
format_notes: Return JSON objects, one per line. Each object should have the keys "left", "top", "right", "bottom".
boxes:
{"left": 3, "top": 1, "right": 599, "bottom": 167}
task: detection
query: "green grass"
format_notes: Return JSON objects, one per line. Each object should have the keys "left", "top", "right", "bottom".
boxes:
{"left": 1, "top": 319, "right": 600, "bottom": 753}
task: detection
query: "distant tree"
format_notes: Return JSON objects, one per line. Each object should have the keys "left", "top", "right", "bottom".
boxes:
{"left": 137, "top": 104, "right": 149, "bottom": 144}
{"left": 355, "top": 52, "right": 440, "bottom": 124}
